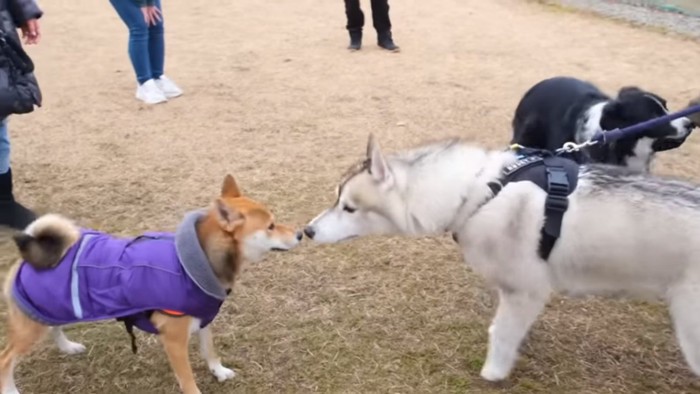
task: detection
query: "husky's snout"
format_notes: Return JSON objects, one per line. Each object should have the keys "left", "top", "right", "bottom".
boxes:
{"left": 303, "top": 226, "right": 315, "bottom": 240}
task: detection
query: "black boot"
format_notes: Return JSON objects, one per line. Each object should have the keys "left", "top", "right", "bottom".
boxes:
{"left": 348, "top": 29, "right": 362, "bottom": 50}
{"left": 0, "top": 169, "right": 36, "bottom": 230}
{"left": 377, "top": 30, "right": 399, "bottom": 52}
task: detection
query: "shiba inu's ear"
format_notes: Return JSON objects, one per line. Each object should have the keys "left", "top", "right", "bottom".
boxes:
{"left": 215, "top": 198, "right": 245, "bottom": 232}
{"left": 366, "top": 134, "right": 392, "bottom": 184}
{"left": 221, "top": 174, "right": 242, "bottom": 198}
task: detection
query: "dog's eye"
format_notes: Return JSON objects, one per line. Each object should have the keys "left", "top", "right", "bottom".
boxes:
{"left": 343, "top": 205, "right": 357, "bottom": 214}
{"left": 268, "top": 223, "right": 275, "bottom": 230}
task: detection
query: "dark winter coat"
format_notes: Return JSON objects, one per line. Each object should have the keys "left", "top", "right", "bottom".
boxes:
{"left": 0, "top": 0, "right": 42, "bottom": 118}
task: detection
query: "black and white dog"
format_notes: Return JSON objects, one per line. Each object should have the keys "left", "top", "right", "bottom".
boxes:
{"left": 511, "top": 76, "right": 695, "bottom": 172}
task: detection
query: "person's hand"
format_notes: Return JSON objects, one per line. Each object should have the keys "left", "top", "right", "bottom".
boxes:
{"left": 20, "top": 19, "right": 40, "bottom": 45}
{"left": 141, "top": 6, "right": 162, "bottom": 26}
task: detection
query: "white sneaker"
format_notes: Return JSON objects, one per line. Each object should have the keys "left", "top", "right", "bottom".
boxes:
{"left": 155, "top": 75, "right": 183, "bottom": 99}
{"left": 136, "top": 79, "right": 168, "bottom": 104}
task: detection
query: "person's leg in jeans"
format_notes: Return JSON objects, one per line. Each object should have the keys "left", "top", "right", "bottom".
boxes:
{"left": 371, "top": 0, "right": 399, "bottom": 51}
{"left": 344, "top": 0, "right": 364, "bottom": 50}
{"left": 0, "top": 118, "right": 35, "bottom": 230}
{"left": 0, "top": 120, "right": 10, "bottom": 176}
{"left": 148, "top": 0, "right": 183, "bottom": 99}
{"left": 109, "top": 0, "right": 167, "bottom": 104}
{"left": 110, "top": 0, "right": 152, "bottom": 84}
{"left": 148, "top": 0, "right": 164, "bottom": 80}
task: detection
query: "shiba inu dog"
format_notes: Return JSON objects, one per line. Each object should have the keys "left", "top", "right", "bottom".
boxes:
{"left": 305, "top": 134, "right": 700, "bottom": 381}
{"left": 0, "top": 174, "right": 302, "bottom": 394}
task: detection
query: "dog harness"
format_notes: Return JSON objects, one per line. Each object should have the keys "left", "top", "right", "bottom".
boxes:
{"left": 480, "top": 147, "right": 579, "bottom": 260}
{"left": 12, "top": 211, "right": 229, "bottom": 353}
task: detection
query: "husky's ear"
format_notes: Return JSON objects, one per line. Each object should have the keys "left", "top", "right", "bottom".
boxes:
{"left": 221, "top": 174, "right": 242, "bottom": 198}
{"left": 214, "top": 198, "right": 245, "bottom": 232}
{"left": 366, "top": 134, "right": 392, "bottom": 184}
{"left": 366, "top": 133, "right": 376, "bottom": 159}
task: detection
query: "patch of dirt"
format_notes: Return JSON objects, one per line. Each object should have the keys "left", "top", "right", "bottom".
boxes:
{"left": 2, "top": 0, "right": 700, "bottom": 392}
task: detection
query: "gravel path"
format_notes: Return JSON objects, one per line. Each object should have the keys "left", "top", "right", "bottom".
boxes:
{"left": 548, "top": 0, "right": 700, "bottom": 39}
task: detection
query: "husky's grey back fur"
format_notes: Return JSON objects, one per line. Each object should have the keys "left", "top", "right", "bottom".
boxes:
{"left": 582, "top": 165, "right": 700, "bottom": 208}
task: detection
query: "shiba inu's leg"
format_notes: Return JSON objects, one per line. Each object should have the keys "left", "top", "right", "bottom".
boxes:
{"left": 0, "top": 303, "right": 49, "bottom": 394}
{"left": 669, "top": 282, "right": 700, "bottom": 376}
{"left": 480, "top": 288, "right": 547, "bottom": 381}
{"left": 50, "top": 327, "right": 86, "bottom": 355}
{"left": 152, "top": 312, "right": 200, "bottom": 394}
{"left": 198, "top": 326, "right": 235, "bottom": 382}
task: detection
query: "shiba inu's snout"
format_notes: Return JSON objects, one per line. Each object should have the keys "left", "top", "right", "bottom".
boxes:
{"left": 242, "top": 221, "right": 303, "bottom": 258}
{"left": 270, "top": 223, "right": 304, "bottom": 251}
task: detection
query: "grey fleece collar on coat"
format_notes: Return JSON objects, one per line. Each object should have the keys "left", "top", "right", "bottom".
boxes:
{"left": 175, "top": 210, "right": 228, "bottom": 301}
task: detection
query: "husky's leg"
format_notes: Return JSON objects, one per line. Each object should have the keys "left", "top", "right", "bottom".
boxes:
{"left": 51, "top": 327, "right": 86, "bottom": 355}
{"left": 669, "top": 283, "right": 700, "bottom": 376}
{"left": 480, "top": 288, "right": 547, "bottom": 381}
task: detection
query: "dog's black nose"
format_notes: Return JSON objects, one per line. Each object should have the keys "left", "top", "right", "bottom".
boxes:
{"left": 296, "top": 231, "right": 303, "bottom": 241}
{"left": 303, "top": 226, "right": 315, "bottom": 239}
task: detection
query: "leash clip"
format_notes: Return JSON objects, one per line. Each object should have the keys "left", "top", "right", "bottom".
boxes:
{"left": 556, "top": 139, "right": 599, "bottom": 155}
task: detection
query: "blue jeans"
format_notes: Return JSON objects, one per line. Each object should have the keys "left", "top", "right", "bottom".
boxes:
{"left": 0, "top": 118, "right": 10, "bottom": 174}
{"left": 110, "top": 0, "right": 165, "bottom": 84}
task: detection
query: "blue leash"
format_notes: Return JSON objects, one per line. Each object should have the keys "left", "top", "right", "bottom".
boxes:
{"left": 557, "top": 104, "right": 700, "bottom": 154}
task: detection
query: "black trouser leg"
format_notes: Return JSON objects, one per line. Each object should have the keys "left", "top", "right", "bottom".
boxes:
{"left": 372, "top": 0, "right": 398, "bottom": 50}
{"left": 344, "top": 0, "right": 364, "bottom": 32}
{"left": 344, "top": 0, "right": 364, "bottom": 49}
{"left": 370, "top": 0, "right": 391, "bottom": 33}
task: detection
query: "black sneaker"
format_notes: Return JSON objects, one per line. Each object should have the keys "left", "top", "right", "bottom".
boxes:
{"left": 0, "top": 200, "right": 36, "bottom": 230}
{"left": 378, "top": 31, "right": 399, "bottom": 52}
{"left": 348, "top": 29, "right": 362, "bottom": 50}
{"left": 0, "top": 169, "right": 36, "bottom": 230}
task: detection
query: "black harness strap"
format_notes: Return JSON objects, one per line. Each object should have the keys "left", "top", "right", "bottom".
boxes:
{"left": 538, "top": 158, "right": 572, "bottom": 260}
{"left": 116, "top": 316, "right": 140, "bottom": 354}
{"left": 472, "top": 149, "right": 579, "bottom": 261}
{"left": 113, "top": 289, "right": 231, "bottom": 355}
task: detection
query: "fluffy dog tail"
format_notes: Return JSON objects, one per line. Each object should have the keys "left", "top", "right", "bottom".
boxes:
{"left": 13, "top": 214, "right": 81, "bottom": 269}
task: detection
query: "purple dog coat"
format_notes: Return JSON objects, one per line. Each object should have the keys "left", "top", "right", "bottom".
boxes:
{"left": 12, "top": 211, "right": 228, "bottom": 338}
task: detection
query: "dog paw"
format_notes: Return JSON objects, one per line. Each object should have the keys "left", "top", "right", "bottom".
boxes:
{"left": 210, "top": 364, "right": 236, "bottom": 382}
{"left": 2, "top": 387, "right": 21, "bottom": 394}
{"left": 59, "top": 341, "right": 86, "bottom": 355}
{"left": 480, "top": 364, "right": 509, "bottom": 382}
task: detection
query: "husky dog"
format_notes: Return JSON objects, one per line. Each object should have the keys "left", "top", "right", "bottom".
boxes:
{"left": 304, "top": 134, "right": 700, "bottom": 381}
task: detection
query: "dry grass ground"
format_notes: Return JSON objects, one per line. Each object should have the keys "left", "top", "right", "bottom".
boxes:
{"left": 1, "top": 0, "right": 700, "bottom": 392}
